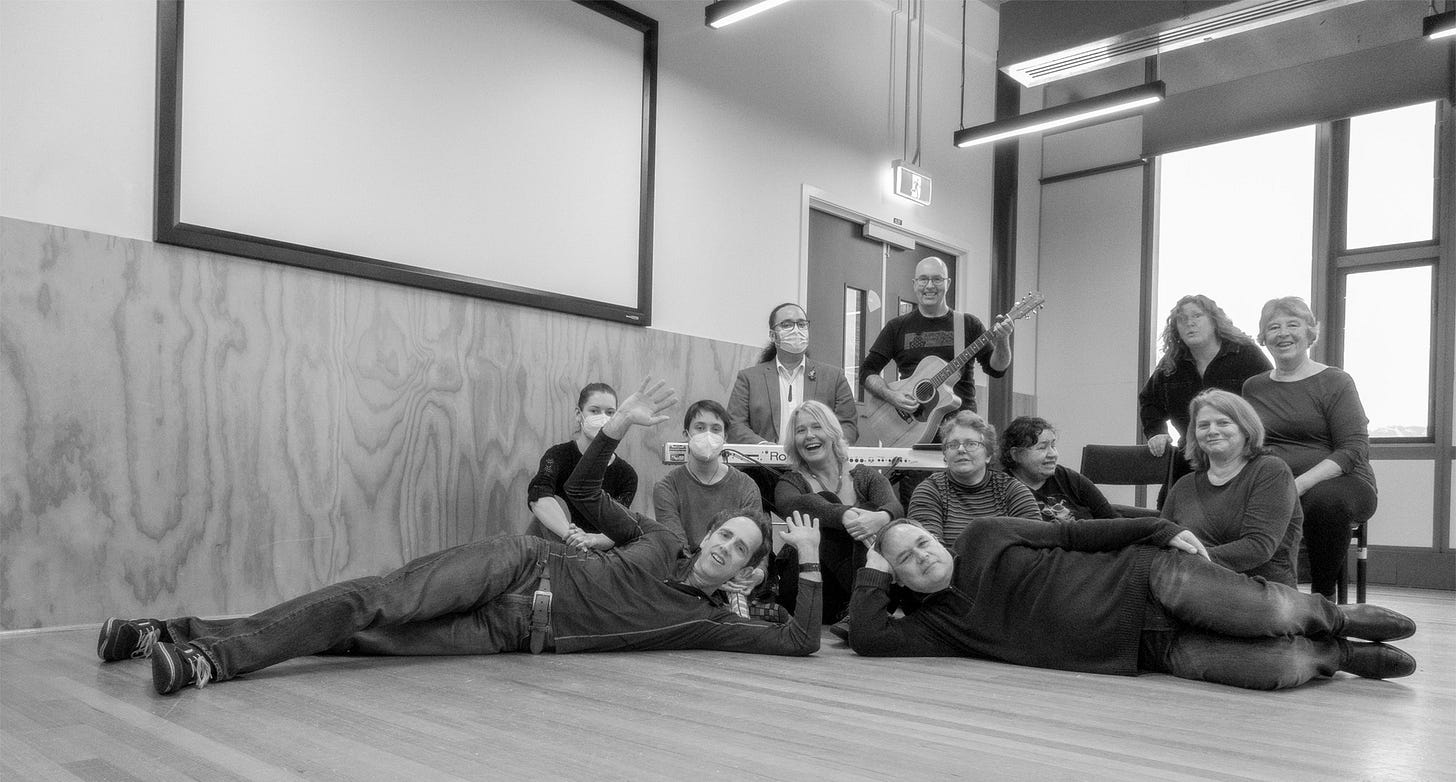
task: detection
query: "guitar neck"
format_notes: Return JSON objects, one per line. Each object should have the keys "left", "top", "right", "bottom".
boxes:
{"left": 929, "top": 327, "right": 991, "bottom": 388}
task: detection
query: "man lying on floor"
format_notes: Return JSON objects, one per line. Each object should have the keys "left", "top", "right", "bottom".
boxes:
{"left": 849, "top": 517, "right": 1417, "bottom": 690}
{"left": 96, "top": 378, "right": 824, "bottom": 696}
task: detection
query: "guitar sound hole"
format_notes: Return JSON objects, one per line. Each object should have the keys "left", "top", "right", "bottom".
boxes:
{"left": 914, "top": 382, "right": 935, "bottom": 403}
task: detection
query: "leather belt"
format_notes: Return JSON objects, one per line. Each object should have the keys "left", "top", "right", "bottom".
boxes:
{"left": 529, "top": 573, "right": 553, "bottom": 654}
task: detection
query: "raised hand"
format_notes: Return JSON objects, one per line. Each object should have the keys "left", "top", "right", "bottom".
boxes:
{"left": 602, "top": 377, "right": 679, "bottom": 439}
{"left": 778, "top": 510, "right": 821, "bottom": 554}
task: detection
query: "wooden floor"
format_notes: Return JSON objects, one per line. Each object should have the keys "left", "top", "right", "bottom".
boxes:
{"left": 2, "top": 587, "right": 1452, "bottom": 782}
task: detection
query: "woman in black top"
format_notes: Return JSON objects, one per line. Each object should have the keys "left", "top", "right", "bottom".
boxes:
{"left": 527, "top": 382, "right": 637, "bottom": 550}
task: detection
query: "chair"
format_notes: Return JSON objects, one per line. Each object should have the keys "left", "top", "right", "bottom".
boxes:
{"left": 1078, "top": 444, "right": 1175, "bottom": 518}
{"left": 1339, "top": 521, "right": 1368, "bottom": 604}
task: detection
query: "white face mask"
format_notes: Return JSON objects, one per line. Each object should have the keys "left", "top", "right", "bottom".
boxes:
{"left": 777, "top": 332, "right": 808, "bottom": 355}
{"left": 581, "top": 413, "right": 609, "bottom": 439}
{"left": 688, "top": 431, "right": 726, "bottom": 461}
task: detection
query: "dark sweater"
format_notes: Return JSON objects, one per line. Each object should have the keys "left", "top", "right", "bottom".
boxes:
{"left": 849, "top": 516, "right": 1184, "bottom": 676}
{"left": 528, "top": 440, "right": 637, "bottom": 529}
{"left": 1162, "top": 454, "right": 1301, "bottom": 587}
{"left": 553, "top": 432, "right": 820, "bottom": 655}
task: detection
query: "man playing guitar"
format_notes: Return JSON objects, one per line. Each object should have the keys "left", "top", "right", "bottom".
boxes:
{"left": 859, "top": 256, "right": 1014, "bottom": 442}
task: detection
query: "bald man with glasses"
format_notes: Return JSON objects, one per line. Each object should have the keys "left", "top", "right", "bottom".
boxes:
{"left": 859, "top": 257, "right": 1013, "bottom": 425}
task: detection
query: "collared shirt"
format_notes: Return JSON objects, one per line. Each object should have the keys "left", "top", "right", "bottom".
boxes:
{"left": 775, "top": 357, "right": 806, "bottom": 443}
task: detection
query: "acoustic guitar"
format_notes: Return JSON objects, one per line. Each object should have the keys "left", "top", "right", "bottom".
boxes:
{"left": 859, "top": 292, "right": 1045, "bottom": 446}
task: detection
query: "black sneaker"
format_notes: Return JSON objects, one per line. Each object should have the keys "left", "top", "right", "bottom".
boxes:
{"left": 151, "top": 642, "right": 214, "bottom": 695}
{"left": 97, "top": 618, "right": 168, "bottom": 661}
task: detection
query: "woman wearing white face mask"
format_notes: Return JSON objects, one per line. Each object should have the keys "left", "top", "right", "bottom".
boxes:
{"left": 527, "top": 382, "right": 638, "bottom": 551}
{"left": 726, "top": 303, "right": 860, "bottom": 446}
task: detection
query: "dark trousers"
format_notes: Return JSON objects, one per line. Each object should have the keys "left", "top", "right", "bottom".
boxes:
{"left": 167, "top": 536, "right": 548, "bottom": 682}
{"left": 1300, "top": 475, "right": 1377, "bottom": 599}
{"left": 1138, "top": 548, "right": 1348, "bottom": 690}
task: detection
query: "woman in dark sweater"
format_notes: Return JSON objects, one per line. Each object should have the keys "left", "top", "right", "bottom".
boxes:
{"left": 1001, "top": 416, "right": 1116, "bottom": 521}
{"left": 849, "top": 517, "right": 1417, "bottom": 690}
{"left": 526, "top": 382, "right": 637, "bottom": 551}
{"left": 1162, "top": 389, "right": 1302, "bottom": 587}
{"left": 1243, "top": 296, "right": 1377, "bottom": 600}
{"left": 774, "top": 400, "right": 902, "bottom": 621}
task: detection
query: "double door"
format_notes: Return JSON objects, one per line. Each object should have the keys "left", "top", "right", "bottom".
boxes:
{"left": 805, "top": 207, "right": 956, "bottom": 443}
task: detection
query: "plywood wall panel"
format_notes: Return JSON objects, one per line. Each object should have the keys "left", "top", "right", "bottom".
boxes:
{"left": 0, "top": 218, "right": 757, "bottom": 629}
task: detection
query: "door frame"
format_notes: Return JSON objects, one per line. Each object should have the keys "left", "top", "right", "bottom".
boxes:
{"left": 796, "top": 185, "right": 974, "bottom": 335}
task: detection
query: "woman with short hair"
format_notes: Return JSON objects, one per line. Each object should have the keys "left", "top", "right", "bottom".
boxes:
{"left": 1243, "top": 296, "right": 1377, "bottom": 600}
{"left": 1163, "top": 389, "right": 1302, "bottom": 587}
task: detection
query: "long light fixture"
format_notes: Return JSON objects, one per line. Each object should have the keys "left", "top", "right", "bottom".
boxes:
{"left": 705, "top": 0, "right": 793, "bottom": 29}
{"left": 1424, "top": 10, "right": 1456, "bottom": 39}
{"left": 953, "top": 81, "right": 1167, "bottom": 148}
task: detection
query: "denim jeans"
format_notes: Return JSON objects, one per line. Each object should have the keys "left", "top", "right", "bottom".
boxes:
{"left": 1138, "top": 548, "right": 1346, "bottom": 690}
{"left": 167, "top": 535, "right": 549, "bottom": 682}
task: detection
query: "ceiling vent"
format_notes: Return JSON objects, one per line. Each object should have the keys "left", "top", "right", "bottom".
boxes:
{"left": 1002, "top": 0, "right": 1365, "bottom": 87}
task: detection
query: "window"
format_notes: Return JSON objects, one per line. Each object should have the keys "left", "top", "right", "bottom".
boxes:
{"left": 1341, "top": 265, "right": 1433, "bottom": 439}
{"left": 1345, "top": 102, "right": 1438, "bottom": 251}
{"left": 1154, "top": 125, "right": 1315, "bottom": 351}
{"left": 843, "top": 286, "right": 867, "bottom": 400}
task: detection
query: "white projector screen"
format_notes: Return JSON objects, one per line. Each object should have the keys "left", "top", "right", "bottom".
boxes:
{"left": 155, "top": 0, "right": 657, "bottom": 325}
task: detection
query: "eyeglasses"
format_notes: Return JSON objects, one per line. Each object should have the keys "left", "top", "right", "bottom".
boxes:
{"left": 913, "top": 275, "right": 947, "bottom": 287}
{"left": 774, "top": 319, "right": 811, "bottom": 332}
{"left": 942, "top": 439, "right": 986, "bottom": 453}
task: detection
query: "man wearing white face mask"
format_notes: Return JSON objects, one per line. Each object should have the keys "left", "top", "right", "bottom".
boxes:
{"left": 654, "top": 400, "right": 762, "bottom": 548}
{"left": 727, "top": 303, "right": 859, "bottom": 446}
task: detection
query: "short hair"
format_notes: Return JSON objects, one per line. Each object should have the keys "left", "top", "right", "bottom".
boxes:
{"left": 785, "top": 400, "right": 849, "bottom": 470}
{"left": 872, "top": 518, "right": 928, "bottom": 557}
{"left": 576, "top": 382, "right": 617, "bottom": 410}
{"left": 1257, "top": 296, "right": 1320, "bottom": 347}
{"left": 1000, "top": 416, "right": 1054, "bottom": 470}
{"left": 757, "top": 302, "right": 806, "bottom": 364}
{"left": 704, "top": 508, "right": 772, "bottom": 568}
{"left": 937, "top": 410, "right": 998, "bottom": 466}
{"left": 1154, "top": 294, "right": 1258, "bottom": 376}
{"left": 682, "top": 399, "right": 729, "bottom": 432}
{"left": 1183, "top": 388, "right": 1267, "bottom": 471}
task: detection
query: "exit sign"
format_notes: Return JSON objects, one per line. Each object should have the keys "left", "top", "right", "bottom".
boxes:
{"left": 893, "top": 161, "right": 932, "bottom": 206}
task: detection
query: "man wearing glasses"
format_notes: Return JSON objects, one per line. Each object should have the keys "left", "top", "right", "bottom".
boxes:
{"left": 727, "top": 302, "right": 859, "bottom": 445}
{"left": 858, "top": 256, "right": 1013, "bottom": 425}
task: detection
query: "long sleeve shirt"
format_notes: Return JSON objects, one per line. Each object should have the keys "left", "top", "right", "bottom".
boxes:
{"left": 554, "top": 431, "right": 820, "bottom": 655}
{"left": 1162, "top": 454, "right": 1301, "bottom": 587}
{"left": 849, "top": 516, "right": 1185, "bottom": 675}
{"left": 1139, "top": 341, "right": 1271, "bottom": 442}
{"left": 859, "top": 311, "right": 1003, "bottom": 413}
{"left": 528, "top": 441, "right": 637, "bottom": 528}
{"left": 908, "top": 471, "right": 1041, "bottom": 544}
{"left": 1242, "top": 368, "right": 1377, "bottom": 490}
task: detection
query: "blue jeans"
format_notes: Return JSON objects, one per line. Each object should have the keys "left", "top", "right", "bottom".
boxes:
{"left": 167, "top": 536, "right": 549, "bottom": 682}
{"left": 1139, "top": 549, "right": 1346, "bottom": 690}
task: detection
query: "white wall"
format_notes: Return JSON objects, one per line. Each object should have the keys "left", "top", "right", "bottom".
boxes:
{"left": 0, "top": 0, "right": 1002, "bottom": 350}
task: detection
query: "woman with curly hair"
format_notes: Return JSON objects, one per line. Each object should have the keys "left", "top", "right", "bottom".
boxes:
{"left": 1138, "top": 294, "right": 1270, "bottom": 506}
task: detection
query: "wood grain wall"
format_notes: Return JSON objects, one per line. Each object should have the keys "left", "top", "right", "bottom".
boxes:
{"left": 0, "top": 217, "right": 759, "bottom": 630}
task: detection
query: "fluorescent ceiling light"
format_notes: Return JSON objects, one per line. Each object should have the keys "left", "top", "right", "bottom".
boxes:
{"left": 1424, "top": 10, "right": 1456, "bottom": 39}
{"left": 705, "top": 0, "right": 794, "bottom": 29}
{"left": 953, "top": 82, "right": 1166, "bottom": 148}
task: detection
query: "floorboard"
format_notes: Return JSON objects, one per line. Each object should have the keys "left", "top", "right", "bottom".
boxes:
{"left": 2, "top": 587, "right": 1452, "bottom": 781}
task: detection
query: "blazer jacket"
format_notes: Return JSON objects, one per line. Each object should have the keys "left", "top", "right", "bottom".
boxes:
{"left": 726, "top": 358, "right": 859, "bottom": 445}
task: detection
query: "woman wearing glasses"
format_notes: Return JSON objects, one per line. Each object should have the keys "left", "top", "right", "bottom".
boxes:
{"left": 726, "top": 302, "right": 859, "bottom": 445}
{"left": 908, "top": 411, "right": 1041, "bottom": 545}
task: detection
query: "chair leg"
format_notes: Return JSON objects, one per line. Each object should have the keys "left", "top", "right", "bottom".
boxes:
{"left": 1356, "top": 522, "right": 1368, "bottom": 604}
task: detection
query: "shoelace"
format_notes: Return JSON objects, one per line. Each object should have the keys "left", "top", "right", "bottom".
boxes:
{"left": 132, "top": 626, "right": 161, "bottom": 659}
{"left": 186, "top": 648, "right": 213, "bottom": 690}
